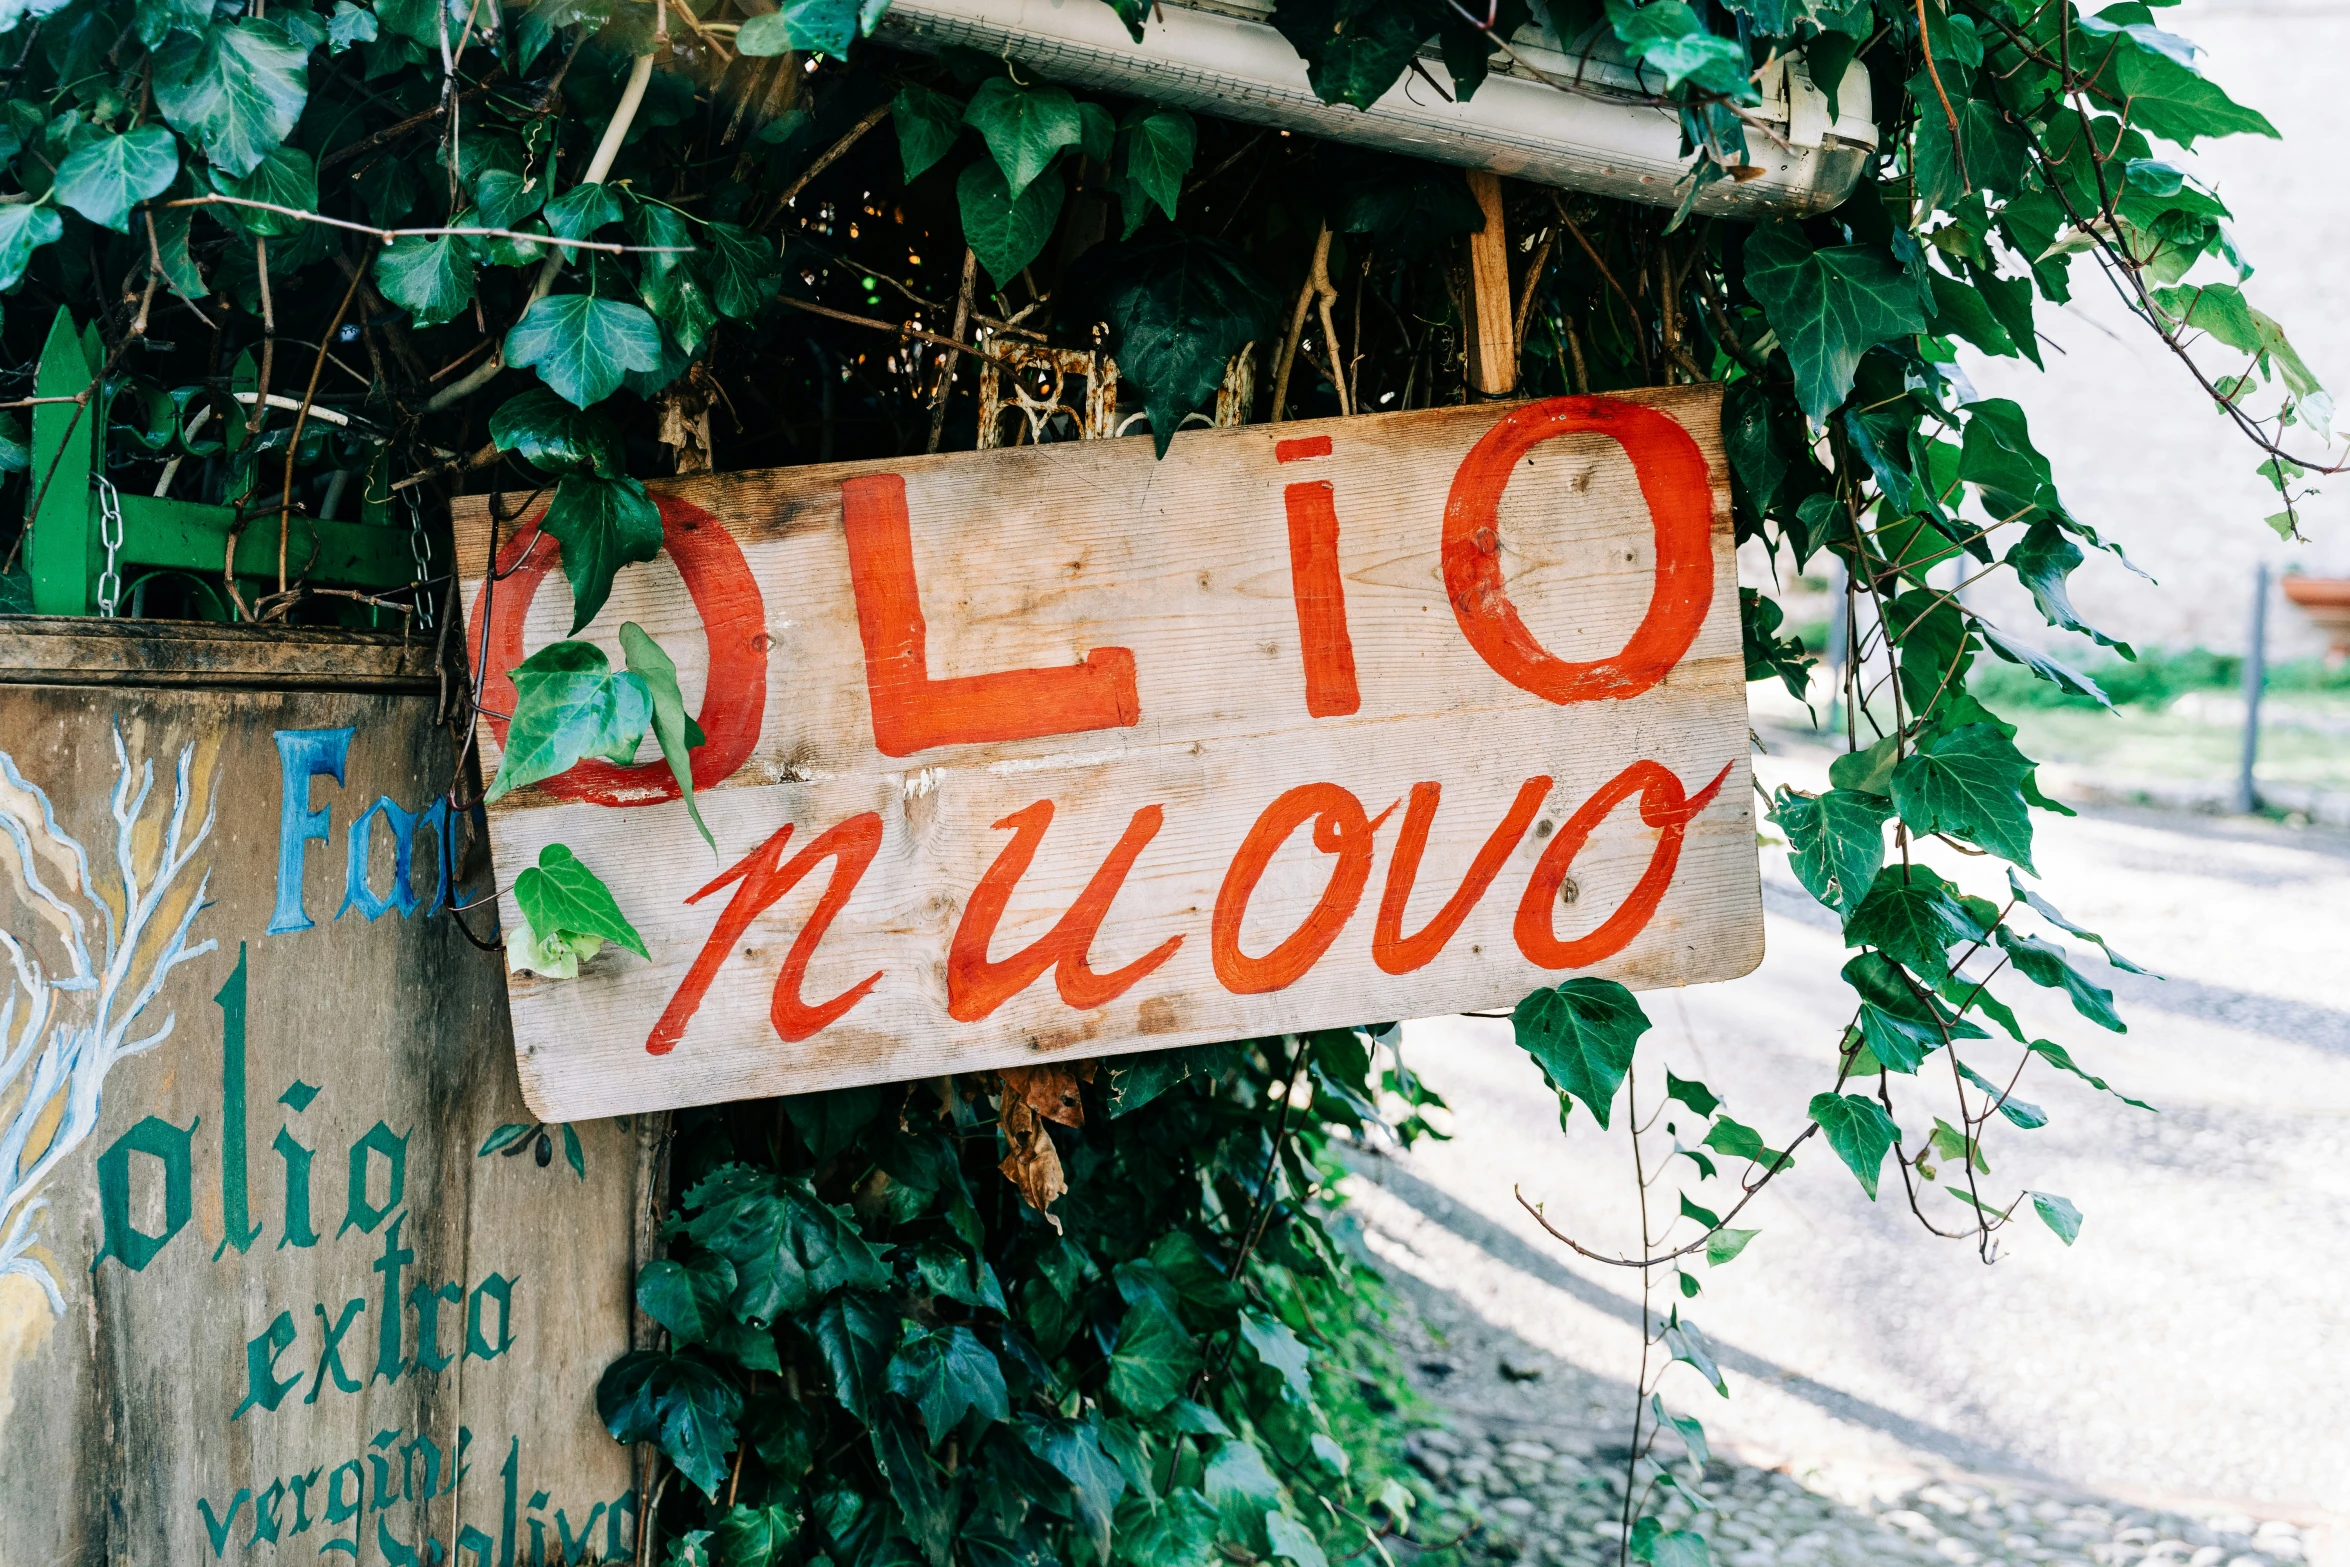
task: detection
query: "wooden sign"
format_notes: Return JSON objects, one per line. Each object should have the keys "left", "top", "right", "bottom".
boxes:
{"left": 0, "top": 621, "right": 637, "bottom": 1563}
{"left": 455, "top": 388, "right": 1762, "bottom": 1122}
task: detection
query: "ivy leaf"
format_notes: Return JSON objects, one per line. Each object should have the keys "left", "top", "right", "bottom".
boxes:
{"left": 505, "top": 292, "right": 665, "bottom": 408}
{"left": 913, "top": 1242, "right": 1007, "bottom": 1312}
{"left": 1264, "top": 1514, "right": 1329, "bottom": 1567}
{"left": 962, "top": 78, "right": 1083, "bottom": 199}
{"left": 1660, "top": 1315, "right": 1727, "bottom": 1396}
{"left": 544, "top": 179, "right": 624, "bottom": 242}
{"left": 51, "top": 126, "right": 179, "bottom": 232}
{"left": 1705, "top": 1227, "right": 1758, "bottom": 1267}
{"left": 1889, "top": 722, "right": 2038, "bottom": 871}
{"left": 2004, "top": 869, "right": 2148, "bottom": 974}
{"left": 1844, "top": 865, "right": 1986, "bottom": 983}
{"left": 1513, "top": 978, "right": 1652, "bottom": 1130}
{"left": 1807, "top": 1092, "right": 1902, "bottom": 1199}
{"left": 1608, "top": 0, "right": 1753, "bottom": 98}
{"left": 153, "top": 20, "right": 311, "bottom": 179}
{"left": 887, "top": 1325, "right": 1009, "bottom": 1445}
{"left": 216, "top": 143, "right": 317, "bottom": 237}
{"left": 541, "top": 471, "right": 664, "bottom": 632}
{"left": 1117, "top": 105, "right": 1196, "bottom": 230}
{"left": 736, "top": 0, "right": 866, "bottom": 57}
{"left": 2074, "top": 18, "right": 2276, "bottom": 146}
{"left": 595, "top": 1350, "right": 741, "bottom": 1498}
{"left": 1743, "top": 223, "right": 1930, "bottom": 421}
{"left": 893, "top": 84, "right": 965, "bottom": 182}
{"left": 2005, "top": 521, "right": 2124, "bottom": 650}
{"left": 489, "top": 385, "right": 624, "bottom": 478}
{"left": 1068, "top": 230, "right": 1277, "bottom": 457}
{"left": 1960, "top": 398, "right": 2062, "bottom": 517}
{"left": 1663, "top": 1072, "right": 1718, "bottom": 1118}
{"left": 956, "top": 158, "right": 1064, "bottom": 287}
{"left": 373, "top": 235, "right": 476, "bottom": 328}
{"left": 619, "top": 621, "right": 714, "bottom": 851}
{"left": 1121, "top": 1489, "right": 1220, "bottom": 1567}
{"left": 487, "top": 644, "right": 653, "bottom": 804}
{"left": 1652, "top": 1531, "right": 1713, "bottom": 1567}
{"left": 1995, "top": 929, "right": 2125, "bottom": 1032}
{"left": 326, "top": 0, "right": 377, "bottom": 50}
{"left": 1827, "top": 733, "right": 1899, "bottom": 796}
{"left": 1027, "top": 1417, "right": 1128, "bottom": 1563}
{"left": 809, "top": 1291, "right": 897, "bottom": 1422}
{"left": 0, "top": 202, "right": 62, "bottom": 291}
{"left": 1954, "top": 1057, "right": 2045, "bottom": 1128}
{"left": 135, "top": 0, "right": 215, "bottom": 46}
{"left": 1701, "top": 1116, "right": 1786, "bottom": 1168}
{"left": 1237, "top": 1310, "right": 1312, "bottom": 1403}
{"left": 710, "top": 1503, "right": 798, "bottom": 1567}
{"left": 146, "top": 207, "right": 206, "bottom": 299}
{"left": 1271, "top": 0, "right": 1440, "bottom": 109}
{"left": 472, "top": 166, "right": 546, "bottom": 226}
{"left": 638, "top": 1252, "right": 740, "bottom": 1343}
{"left": 514, "top": 841, "right": 650, "bottom": 958}
{"left": 1977, "top": 622, "right": 2111, "bottom": 707}
{"left": 1108, "top": 1296, "right": 1197, "bottom": 1415}
{"left": 631, "top": 203, "right": 719, "bottom": 358}
{"left": 1769, "top": 786, "right": 1891, "bottom": 913}
{"left": 706, "top": 223, "right": 781, "bottom": 319}
{"left": 2022, "top": 1039, "right": 2149, "bottom": 1110}
{"left": 684, "top": 1168, "right": 890, "bottom": 1322}
{"left": 1843, "top": 951, "right": 1986, "bottom": 1074}
{"left": 2029, "top": 1191, "right": 2083, "bottom": 1245}
{"left": 1911, "top": 80, "right": 2032, "bottom": 209}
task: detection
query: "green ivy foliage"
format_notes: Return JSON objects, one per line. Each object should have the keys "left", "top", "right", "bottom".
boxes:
{"left": 602, "top": 1035, "right": 1445, "bottom": 1567}
{"left": 0, "top": 0, "right": 2322, "bottom": 1556}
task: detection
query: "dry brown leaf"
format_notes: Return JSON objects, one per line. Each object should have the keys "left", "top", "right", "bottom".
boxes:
{"left": 1000, "top": 1063, "right": 1086, "bottom": 1128}
{"left": 997, "top": 1092, "right": 1067, "bottom": 1231}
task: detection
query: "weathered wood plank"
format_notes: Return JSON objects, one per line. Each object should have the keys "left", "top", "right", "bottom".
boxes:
{"left": 454, "top": 389, "right": 1762, "bottom": 1122}
{"left": 0, "top": 624, "right": 635, "bottom": 1563}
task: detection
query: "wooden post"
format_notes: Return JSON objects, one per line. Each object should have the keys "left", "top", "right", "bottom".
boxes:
{"left": 1464, "top": 171, "right": 1516, "bottom": 397}
{"left": 0, "top": 620, "right": 637, "bottom": 1561}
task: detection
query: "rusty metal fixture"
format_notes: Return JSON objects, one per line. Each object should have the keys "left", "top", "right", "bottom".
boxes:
{"left": 976, "top": 339, "right": 1257, "bottom": 448}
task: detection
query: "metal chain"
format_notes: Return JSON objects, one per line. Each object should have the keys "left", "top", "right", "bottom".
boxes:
{"left": 404, "top": 484, "right": 434, "bottom": 630}
{"left": 95, "top": 474, "right": 124, "bottom": 618}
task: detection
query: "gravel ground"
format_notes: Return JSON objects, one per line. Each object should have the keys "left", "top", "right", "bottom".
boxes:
{"left": 1341, "top": 740, "right": 2350, "bottom": 1566}
{"left": 1360, "top": 1252, "right": 2320, "bottom": 1567}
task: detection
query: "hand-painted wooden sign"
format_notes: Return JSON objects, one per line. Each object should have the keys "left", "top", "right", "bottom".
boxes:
{"left": 455, "top": 387, "right": 1762, "bottom": 1122}
{"left": 0, "top": 621, "right": 637, "bottom": 1564}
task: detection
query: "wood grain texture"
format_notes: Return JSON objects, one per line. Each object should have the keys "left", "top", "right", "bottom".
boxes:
{"left": 0, "top": 625, "right": 634, "bottom": 1564}
{"left": 454, "top": 388, "right": 1762, "bottom": 1123}
{"left": 1464, "top": 170, "right": 1517, "bottom": 396}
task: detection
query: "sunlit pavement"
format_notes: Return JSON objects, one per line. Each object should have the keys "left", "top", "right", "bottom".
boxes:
{"left": 1350, "top": 739, "right": 2350, "bottom": 1549}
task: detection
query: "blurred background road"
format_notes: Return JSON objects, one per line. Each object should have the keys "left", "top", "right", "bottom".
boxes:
{"left": 1357, "top": 736, "right": 2350, "bottom": 1521}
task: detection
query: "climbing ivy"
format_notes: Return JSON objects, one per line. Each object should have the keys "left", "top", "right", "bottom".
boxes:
{"left": 0, "top": 0, "right": 2326, "bottom": 1560}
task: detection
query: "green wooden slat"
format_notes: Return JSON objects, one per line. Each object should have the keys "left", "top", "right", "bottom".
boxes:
{"left": 113, "top": 495, "right": 418, "bottom": 591}
{"left": 25, "top": 308, "right": 95, "bottom": 615}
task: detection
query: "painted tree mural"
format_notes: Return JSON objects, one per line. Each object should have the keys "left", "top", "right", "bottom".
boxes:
{"left": 0, "top": 732, "right": 216, "bottom": 1313}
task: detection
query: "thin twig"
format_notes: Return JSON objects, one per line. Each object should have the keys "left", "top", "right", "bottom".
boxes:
{"left": 761, "top": 102, "right": 893, "bottom": 228}
{"left": 154, "top": 195, "right": 684, "bottom": 254}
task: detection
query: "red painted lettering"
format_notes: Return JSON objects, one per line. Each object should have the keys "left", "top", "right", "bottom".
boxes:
{"left": 1281, "top": 480, "right": 1362, "bottom": 718}
{"left": 841, "top": 473, "right": 1140, "bottom": 758}
{"left": 646, "top": 813, "right": 884, "bottom": 1054}
{"left": 1373, "top": 775, "right": 1554, "bottom": 974}
{"left": 1443, "top": 396, "right": 1714, "bottom": 704}
{"left": 1213, "top": 784, "right": 1396, "bottom": 995}
{"left": 475, "top": 496, "right": 767, "bottom": 804}
{"left": 1514, "top": 760, "right": 1732, "bottom": 969}
{"left": 947, "top": 800, "right": 1181, "bottom": 1021}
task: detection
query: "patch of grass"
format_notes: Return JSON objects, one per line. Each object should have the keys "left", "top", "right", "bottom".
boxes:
{"left": 1973, "top": 645, "right": 2350, "bottom": 711}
